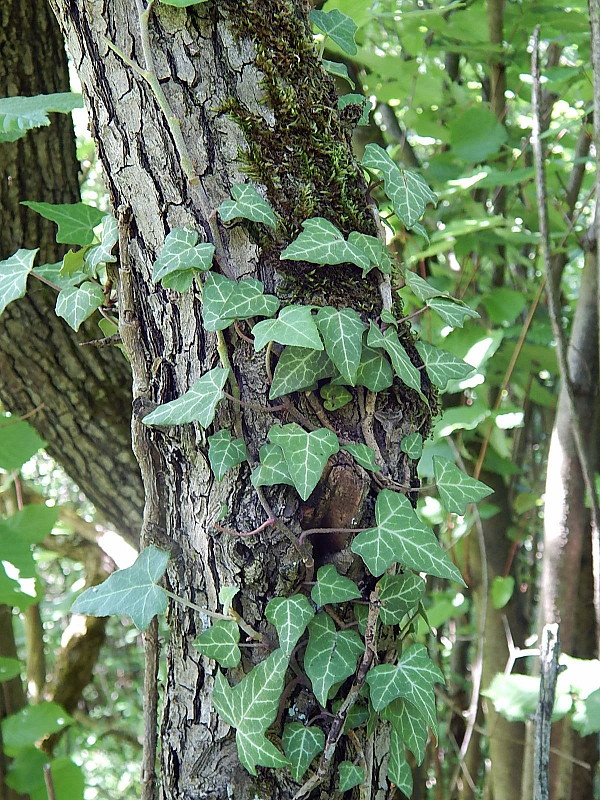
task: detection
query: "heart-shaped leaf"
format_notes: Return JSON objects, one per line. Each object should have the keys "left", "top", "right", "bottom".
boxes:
{"left": 347, "top": 232, "right": 392, "bottom": 275}
{"left": 55, "top": 282, "right": 105, "bottom": 331}
{"left": 433, "top": 457, "right": 493, "bottom": 514}
{"left": 426, "top": 297, "right": 480, "bottom": 328}
{"left": 219, "top": 183, "right": 277, "bottom": 228}
{"left": 416, "top": 342, "right": 474, "bottom": 390}
{"left": 316, "top": 306, "right": 366, "bottom": 385}
{"left": 22, "top": 201, "right": 105, "bottom": 245}
{"left": 194, "top": 620, "right": 241, "bottom": 668}
{"left": 310, "top": 9, "right": 358, "bottom": 55}
{"left": 311, "top": 564, "right": 360, "bottom": 606}
{"left": 322, "top": 59, "right": 353, "bottom": 86}
{"left": 208, "top": 430, "right": 248, "bottom": 480}
{"left": 202, "top": 272, "right": 279, "bottom": 331}
{"left": 253, "top": 305, "right": 323, "bottom": 352}
{"left": 341, "top": 443, "right": 381, "bottom": 472}
{"left": 268, "top": 424, "right": 339, "bottom": 500}
{"left": 250, "top": 444, "right": 294, "bottom": 489}
{"left": 270, "top": 347, "right": 335, "bottom": 400}
{"left": 142, "top": 366, "right": 228, "bottom": 427}
{"left": 152, "top": 228, "right": 214, "bottom": 291}
{"left": 266, "top": 595, "right": 314, "bottom": 656}
{"left": 320, "top": 384, "right": 352, "bottom": 411}
{"left": 338, "top": 761, "right": 364, "bottom": 792}
{"left": 403, "top": 271, "right": 446, "bottom": 301}
{"left": 280, "top": 218, "right": 369, "bottom": 270}
{"left": 400, "top": 433, "right": 423, "bottom": 459}
{"left": 0, "top": 249, "right": 38, "bottom": 316}
{"left": 377, "top": 573, "right": 425, "bottom": 625}
{"left": 283, "top": 723, "right": 324, "bottom": 781}
{"left": 353, "top": 344, "right": 393, "bottom": 392}
{"left": 367, "top": 323, "right": 426, "bottom": 402}
{"left": 304, "top": 612, "right": 363, "bottom": 706}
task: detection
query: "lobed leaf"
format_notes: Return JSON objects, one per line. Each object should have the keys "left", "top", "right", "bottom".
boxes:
{"left": 322, "top": 59, "right": 353, "bottom": 86}
{"left": 282, "top": 723, "right": 324, "bottom": 781}
{"left": 250, "top": 444, "right": 294, "bottom": 489}
{"left": 0, "top": 92, "right": 83, "bottom": 142}
{"left": 310, "top": 9, "right": 358, "bottom": 55}
{"left": 338, "top": 761, "right": 364, "bottom": 792}
{"left": 194, "top": 620, "right": 241, "bottom": 668}
{"left": 381, "top": 698, "right": 428, "bottom": 764}
{"left": 266, "top": 595, "right": 315, "bottom": 656}
{"left": 426, "top": 297, "right": 480, "bottom": 328}
{"left": 202, "top": 271, "right": 279, "bottom": 331}
{"left": 208, "top": 430, "right": 248, "bottom": 480}
{"left": 304, "top": 612, "right": 363, "bottom": 706}
{"left": 270, "top": 347, "right": 335, "bottom": 400}
{"left": 268, "top": 423, "right": 339, "bottom": 500}
{"left": 0, "top": 249, "right": 38, "bottom": 316}
{"left": 316, "top": 306, "right": 366, "bottom": 385}
{"left": 55, "top": 282, "right": 105, "bottom": 331}
{"left": 142, "top": 367, "right": 228, "bottom": 428}
{"left": 253, "top": 305, "right": 323, "bottom": 352}
{"left": 347, "top": 232, "right": 392, "bottom": 275}
{"left": 152, "top": 228, "right": 214, "bottom": 291}
{"left": 21, "top": 201, "right": 105, "bottom": 246}
{"left": 403, "top": 270, "right": 446, "bottom": 301}
{"left": 353, "top": 344, "right": 393, "bottom": 392}
{"left": 416, "top": 341, "right": 474, "bottom": 390}
{"left": 84, "top": 215, "right": 118, "bottom": 274}
{"left": 377, "top": 573, "right": 425, "bottom": 625}
{"left": 280, "top": 218, "right": 369, "bottom": 270}
{"left": 367, "top": 323, "right": 426, "bottom": 402}
{"left": 311, "top": 564, "right": 361, "bottom": 606}
{"left": 218, "top": 183, "right": 277, "bottom": 228}
{"left": 433, "top": 457, "right": 493, "bottom": 514}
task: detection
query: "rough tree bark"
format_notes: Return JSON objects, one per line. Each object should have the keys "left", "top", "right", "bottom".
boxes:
{"left": 48, "top": 2, "right": 435, "bottom": 798}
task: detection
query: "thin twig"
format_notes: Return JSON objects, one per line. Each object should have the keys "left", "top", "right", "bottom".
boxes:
{"left": 43, "top": 764, "right": 56, "bottom": 800}
{"left": 0, "top": 405, "right": 44, "bottom": 428}
{"left": 141, "top": 617, "right": 159, "bottom": 800}
{"left": 212, "top": 518, "right": 276, "bottom": 538}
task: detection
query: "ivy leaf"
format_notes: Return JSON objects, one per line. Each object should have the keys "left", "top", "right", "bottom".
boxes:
{"left": 21, "top": 201, "right": 105, "bottom": 246}
{"left": 270, "top": 347, "right": 335, "bottom": 400}
{"left": 320, "top": 384, "right": 352, "bottom": 411}
{"left": 253, "top": 305, "right": 323, "bottom": 352}
{"left": 491, "top": 575, "right": 515, "bottom": 610}
{"left": 268, "top": 424, "right": 339, "bottom": 500}
{"left": 250, "top": 444, "right": 294, "bottom": 489}
{"left": 282, "top": 723, "right": 324, "bottom": 782}
{"left": 347, "top": 232, "right": 392, "bottom": 275}
{"left": 0, "top": 92, "right": 83, "bottom": 142}
{"left": 55, "top": 282, "right": 105, "bottom": 331}
{"left": 367, "top": 323, "right": 425, "bottom": 402}
{"left": 71, "top": 546, "right": 169, "bottom": 630}
{"left": 219, "top": 585, "right": 239, "bottom": 614}
{"left": 152, "top": 228, "right": 214, "bottom": 291}
{"left": 0, "top": 249, "right": 38, "bottom": 316}
{"left": 266, "top": 595, "right": 315, "bottom": 656}
{"left": 426, "top": 297, "right": 480, "bottom": 329}
{"left": 341, "top": 443, "right": 381, "bottom": 472}
{"left": 280, "top": 218, "right": 369, "bottom": 271}
{"left": 304, "top": 612, "right": 363, "bottom": 706}
{"left": 202, "top": 272, "right": 280, "bottom": 331}
{"left": 2, "top": 702, "right": 73, "bottom": 750}
{"left": 212, "top": 649, "right": 290, "bottom": 775}
{"left": 0, "top": 657, "right": 21, "bottom": 683}
{"left": 316, "top": 306, "right": 366, "bottom": 385}
{"left": 351, "top": 489, "right": 465, "bottom": 582}
{"left": 60, "top": 246, "right": 90, "bottom": 278}
{"left": 400, "top": 432, "right": 423, "bottom": 459}
{"left": 381, "top": 698, "right": 428, "bottom": 764}
{"left": 416, "top": 341, "right": 474, "bottom": 390}
{"left": 403, "top": 271, "right": 446, "bottom": 301}
{"left": 366, "top": 643, "right": 444, "bottom": 729}
{"left": 377, "top": 573, "right": 425, "bottom": 625}
{"left": 433, "top": 457, "right": 493, "bottom": 514}
{"left": 142, "top": 366, "right": 228, "bottom": 427}
{"left": 338, "top": 762, "right": 364, "bottom": 792}
{"left": 0, "top": 420, "right": 45, "bottom": 471}
{"left": 84, "top": 215, "right": 118, "bottom": 274}
{"left": 208, "top": 430, "right": 247, "bottom": 480}
{"left": 361, "top": 145, "right": 437, "bottom": 229}
{"left": 218, "top": 183, "right": 277, "bottom": 228}
{"left": 311, "top": 564, "right": 360, "bottom": 606}
{"left": 322, "top": 59, "right": 353, "bottom": 86}
{"left": 310, "top": 9, "right": 358, "bottom": 55}
{"left": 353, "top": 344, "right": 393, "bottom": 392}
{"left": 194, "top": 620, "right": 241, "bottom": 668}
{"left": 388, "top": 731, "right": 413, "bottom": 796}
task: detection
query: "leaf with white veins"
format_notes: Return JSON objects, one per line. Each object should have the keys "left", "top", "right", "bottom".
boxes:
{"left": 218, "top": 183, "right": 277, "bottom": 228}
{"left": 316, "top": 306, "right": 366, "bottom": 385}
{"left": 0, "top": 249, "right": 38, "bottom": 316}
{"left": 304, "top": 612, "right": 363, "bottom": 706}
{"left": 253, "top": 305, "right": 323, "bottom": 352}
{"left": 55, "top": 282, "right": 104, "bottom": 331}
{"left": 283, "top": 723, "right": 324, "bottom": 781}
{"left": 433, "top": 457, "right": 493, "bottom": 514}
{"left": 311, "top": 564, "right": 360, "bottom": 606}
{"left": 208, "top": 430, "right": 248, "bottom": 480}
{"left": 270, "top": 347, "right": 335, "bottom": 400}
{"left": 142, "top": 367, "right": 228, "bottom": 428}
{"left": 266, "top": 595, "right": 314, "bottom": 655}
{"left": 194, "top": 620, "right": 241, "bottom": 668}
{"left": 268, "top": 423, "right": 339, "bottom": 500}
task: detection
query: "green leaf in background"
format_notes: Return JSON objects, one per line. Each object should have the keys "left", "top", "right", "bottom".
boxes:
{"left": 482, "top": 674, "right": 541, "bottom": 722}
{"left": 378, "top": 573, "right": 425, "bottom": 625}
{"left": 388, "top": 732, "right": 413, "bottom": 796}
{"left": 0, "top": 249, "right": 38, "bottom": 316}
{"left": 7, "top": 751, "right": 84, "bottom": 800}
{"left": 316, "top": 306, "right": 366, "bottom": 384}
{"left": 342, "top": 443, "right": 381, "bottom": 471}
{"left": 403, "top": 270, "right": 446, "bottom": 301}
{"left": 426, "top": 297, "right": 480, "bottom": 328}
{"left": 347, "top": 232, "right": 393, "bottom": 275}
{"left": 2, "top": 702, "right": 73, "bottom": 750}
{"left": 0, "top": 92, "right": 83, "bottom": 142}
{"left": 0, "top": 657, "right": 21, "bottom": 683}
{"left": 142, "top": 366, "right": 228, "bottom": 427}
{"left": 381, "top": 698, "right": 428, "bottom": 765}
{"left": 212, "top": 649, "right": 289, "bottom": 775}
{"left": 218, "top": 183, "right": 277, "bottom": 228}
{"left": 250, "top": 444, "right": 294, "bottom": 489}
{"left": 282, "top": 723, "right": 324, "bottom": 781}
{"left": 338, "top": 93, "right": 371, "bottom": 125}
{"left": 400, "top": 432, "right": 423, "bottom": 459}
{"left": 320, "top": 383, "right": 352, "bottom": 411}
{"left": 268, "top": 423, "right": 339, "bottom": 500}
{"left": 208, "top": 430, "right": 247, "bottom": 480}
{"left": 0, "top": 419, "right": 46, "bottom": 471}
{"left": 84, "top": 214, "right": 118, "bottom": 274}
{"left": 253, "top": 305, "right": 323, "bottom": 351}
{"left": 71, "top": 545, "right": 169, "bottom": 630}
{"left": 354, "top": 344, "right": 394, "bottom": 391}
{"left": 304, "top": 612, "right": 363, "bottom": 706}
{"left": 202, "top": 272, "right": 280, "bottom": 331}
{"left": 491, "top": 575, "right": 515, "bottom": 610}
{"left": 322, "top": 59, "right": 353, "bottom": 86}
{"left": 270, "top": 347, "right": 335, "bottom": 400}
{"left": 266, "top": 594, "right": 314, "bottom": 656}
{"left": 2, "top": 505, "right": 58, "bottom": 544}
{"left": 449, "top": 106, "right": 508, "bottom": 163}
{"left": 21, "top": 201, "right": 105, "bottom": 246}
{"left": 367, "top": 323, "right": 425, "bottom": 401}
{"left": 311, "top": 564, "right": 361, "bottom": 606}
{"left": 55, "top": 282, "right": 104, "bottom": 331}
{"left": 338, "top": 761, "right": 364, "bottom": 791}
{"left": 416, "top": 341, "right": 474, "bottom": 390}
{"left": 572, "top": 688, "right": 600, "bottom": 736}
{"left": 351, "top": 489, "right": 465, "bottom": 582}
{"left": 152, "top": 228, "right": 214, "bottom": 291}
{"left": 194, "top": 620, "right": 241, "bottom": 668}
{"left": 433, "top": 457, "right": 493, "bottom": 514}
{"left": 280, "top": 218, "right": 369, "bottom": 270}
{"left": 310, "top": 9, "right": 358, "bottom": 55}
{"left": 361, "top": 144, "right": 437, "bottom": 229}
{"left": 60, "top": 246, "right": 90, "bottom": 278}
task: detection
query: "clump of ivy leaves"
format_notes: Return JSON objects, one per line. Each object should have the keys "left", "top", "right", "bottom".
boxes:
{"left": 0, "top": 4, "right": 492, "bottom": 798}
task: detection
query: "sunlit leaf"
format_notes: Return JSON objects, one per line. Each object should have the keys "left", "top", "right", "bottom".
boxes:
{"left": 194, "top": 620, "right": 241, "bottom": 668}
{"left": 0, "top": 92, "right": 83, "bottom": 142}
{"left": 0, "top": 419, "right": 45, "bottom": 471}
{"left": 142, "top": 367, "right": 228, "bottom": 427}
{"left": 55, "top": 282, "right": 104, "bottom": 331}
{"left": 416, "top": 341, "right": 474, "bottom": 390}
{"left": 310, "top": 9, "right": 358, "bottom": 55}
{"left": 84, "top": 215, "right": 118, "bottom": 273}
{"left": 21, "top": 201, "right": 105, "bottom": 246}
{"left": 152, "top": 228, "right": 214, "bottom": 291}
{"left": 433, "top": 457, "right": 493, "bottom": 514}
{"left": 491, "top": 575, "right": 515, "bottom": 610}
{"left": 2, "top": 702, "right": 73, "bottom": 749}
{"left": 0, "top": 657, "right": 21, "bottom": 683}
{"left": 0, "top": 249, "right": 38, "bottom": 316}
{"left": 202, "top": 272, "right": 279, "bottom": 331}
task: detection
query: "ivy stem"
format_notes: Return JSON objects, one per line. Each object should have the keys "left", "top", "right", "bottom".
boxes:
{"left": 162, "top": 589, "right": 231, "bottom": 621}
{"left": 213, "top": 518, "right": 276, "bottom": 538}
{"left": 222, "top": 390, "right": 286, "bottom": 414}
{"left": 396, "top": 305, "right": 427, "bottom": 325}
{"left": 298, "top": 526, "right": 368, "bottom": 546}
{"left": 215, "top": 330, "right": 244, "bottom": 439}
{"left": 265, "top": 340, "right": 275, "bottom": 385}
{"left": 30, "top": 272, "right": 61, "bottom": 292}
{"left": 233, "top": 319, "right": 254, "bottom": 345}
{"left": 0, "top": 405, "right": 44, "bottom": 428}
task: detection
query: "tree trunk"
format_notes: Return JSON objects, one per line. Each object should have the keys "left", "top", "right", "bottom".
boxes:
{"left": 48, "top": 2, "right": 434, "bottom": 798}
{"left": 0, "top": 0, "right": 143, "bottom": 545}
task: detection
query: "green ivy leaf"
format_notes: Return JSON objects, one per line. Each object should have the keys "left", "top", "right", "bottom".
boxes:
{"left": 322, "top": 59, "right": 353, "bottom": 86}
{"left": 0, "top": 249, "right": 38, "bottom": 316}
{"left": 152, "top": 228, "right": 214, "bottom": 291}
{"left": 282, "top": 723, "right": 324, "bottom": 781}
{"left": 266, "top": 595, "right": 315, "bottom": 656}
{"left": 142, "top": 366, "right": 228, "bottom": 427}
{"left": 366, "top": 643, "right": 443, "bottom": 729}
{"left": 351, "top": 489, "right": 465, "bottom": 582}
{"left": 218, "top": 183, "right": 277, "bottom": 228}
{"left": 388, "top": 731, "right": 413, "bottom": 796}
{"left": 320, "top": 384, "right": 352, "bottom": 411}
{"left": 304, "top": 612, "right": 363, "bottom": 706}
{"left": 339, "top": 761, "right": 364, "bottom": 791}
{"left": 60, "top": 246, "right": 90, "bottom": 278}
{"left": 426, "top": 297, "right": 480, "bottom": 329}
{"left": 338, "top": 93, "right": 371, "bottom": 126}
{"left": 378, "top": 573, "right": 425, "bottom": 625}
{"left": 310, "top": 9, "right": 358, "bottom": 55}
{"left": 381, "top": 698, "right": 428, "bottom": 764}
{"left": 0, "top": 92, "right": 83, "bottom": 142}
{"left": 208, "top": 430, "right": 247, "bottom": 480}
{"left": 72, "top": 546, "right": 169, "bottom": 630}
{"left": 341, "top": 443, "right": 381, "bottom": 472}
{"left": 316, "top": 306, "right": 366, "bottom": 385}
{"left": 202, "top": 272, "right": 280, "bottom": 331}
{"left": 433, "top": 457, "right": 493, "bottom": 514}
{"left": 212, "top": 649, "right": 290, "bottom": 775}
{"left": 491, "top": 575, "right": 515, "bottom": 610}
{"left": 367, "top": 323, "right": 425, "bottom": 402}
{"left": 21, "top": 201, "right": 105, "bottom": 246}
{"left": 253, "top": 305, "right": 323, "bottom": 352}
{"left": 280, "top": 218, "right": 369, "bottom": 271}
{"left": 400, "top": 432, "right": 423, "bottom": 459}
{"left": 268, "top": 423, "right": 339, "bottom": 500}
{"left": 416, "top": 341, "right": 474, "bottom": 390}
{"left": 311, "top": 564, "right": 360, "bottom": 607}
{"left": 0, "top": 420, "right": 45, "bottom": 471}
{"left": 0, "top": 657, "right": 21, "bottom": 683}
{"left": 347, "top": 232, "right": 392, "bottom": 275}
{"left": 381, "top": 309, "right": 397, "bottom": 326}
{"left": 194, "top": 620, "right": 241, "bottom": 668}
{"left": 270, "top": 347, "right": 335, "bottom": 400}
{"left": 55, "top": 282, "right": 105, "bottom": 331}
{"left": 353, "top": 344, "right": 393, "bottom": 392}
{"left": 403, "top": 271, "right": 446, "bottom": 301}
{"left": 84, "top": 215, "right": 118, "bottom": 274}
{"left": 2, "top": 702, "right": 73, "bottom": 750}
{"left": 250, "top": 444, "right": 294, "bottom": 489}
{"left": 361, "top": 144, "right": 437, "bottom": 229}
{"left": 3, "top": 505, "right": 58, "bottom": 544}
